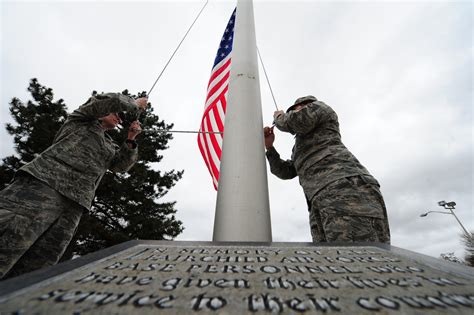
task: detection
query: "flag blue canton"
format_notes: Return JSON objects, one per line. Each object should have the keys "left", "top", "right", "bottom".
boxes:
{"left": 213, "top": 8, "right": 236, "bottom": 67}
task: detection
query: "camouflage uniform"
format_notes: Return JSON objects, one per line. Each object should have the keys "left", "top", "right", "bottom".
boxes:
{"left": 0, "top": 93, "right": 139, "bottom": 279}
{"left": 267, "top": 95, "right": 390, "bottom": 243}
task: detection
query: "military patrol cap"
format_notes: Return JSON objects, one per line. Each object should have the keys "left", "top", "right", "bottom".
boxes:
{"left": 286, "top": 95, "right": 317, "bottom": 113}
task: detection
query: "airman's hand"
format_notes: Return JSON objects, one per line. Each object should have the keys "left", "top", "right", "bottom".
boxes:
{"left": 135, "top": 97, "right": 148, "bottom": 111}
{"left": 128, "top": 121, "right": 142, "bottom": 140}
{"left": 264, "top": 126, "right": 275, "bottom": 150}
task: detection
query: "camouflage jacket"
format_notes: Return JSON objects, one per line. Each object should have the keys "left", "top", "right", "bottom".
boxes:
{"left": 20, "top": 93, "right": 139, "bottom": 210}
{"left": 267, "top": 99, "right": 379, "bottom": 208}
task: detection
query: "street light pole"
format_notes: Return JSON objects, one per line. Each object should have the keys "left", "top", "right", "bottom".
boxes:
{"left": 443, "top": 203, "right": 470, "bottom": 237}
{"left": 420, "top": 201, "right": 471, "bottom": 237}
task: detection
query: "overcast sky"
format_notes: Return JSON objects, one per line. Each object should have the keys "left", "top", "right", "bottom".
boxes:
{"left": 1, "top": 0, "right": 472, "bottom": 260}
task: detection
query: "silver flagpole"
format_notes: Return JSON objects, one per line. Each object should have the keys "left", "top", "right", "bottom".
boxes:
{"left": 213, "top": 0, "right": 272, "bottom": 242}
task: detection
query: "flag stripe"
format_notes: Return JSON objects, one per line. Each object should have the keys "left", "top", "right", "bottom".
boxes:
{"left": 199, "top": 126, "right": 219, "bottom": 183}
{"left": 209, "top": 109, "right": 223, "bottom": 152}
{"left": 197, "top": 134, "right": 212, "bottom": 175}
{"left": 221, "top": 89, "right": 228, "bottom": 111}
{"left": 205, "top": 73, "right": 230, "bottom": 109}
{"left": 207, "top": 57, "right": 231, "bottom": 89}
{"left": 201, "top": 115, "right": 220, "bottom": 171}
{"left": 203, "top": 129, "right": 220, "bottom": 178}
{"left": 206, "top": 70, "right": 230, "bottom": 104}
{"left": 205, "top": 114, "right": 222, "bottom": 158}
{"left": 212, "top": 104, "right": 224, "bottom": 134}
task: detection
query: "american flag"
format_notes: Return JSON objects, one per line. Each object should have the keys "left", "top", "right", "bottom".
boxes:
{"left": 198, "top": 9, "right": 236, "bottom": 190}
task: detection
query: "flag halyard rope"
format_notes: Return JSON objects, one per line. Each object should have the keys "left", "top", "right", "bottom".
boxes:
{"left": 257, "top": 46, "right": 279, "bottom": 111}
{"left": 117, "top": 125, "right": 221, "bottom": 134}
{"left": 147, "top": 0, "right": 209, "bottom": 97}
{"left": 144, "top": 129, "right": 222, "bottom": 134}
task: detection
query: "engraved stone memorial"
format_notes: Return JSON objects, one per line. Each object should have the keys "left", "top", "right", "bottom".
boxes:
{"left": 1, "top": 241, "right": 473, "bottom": 314}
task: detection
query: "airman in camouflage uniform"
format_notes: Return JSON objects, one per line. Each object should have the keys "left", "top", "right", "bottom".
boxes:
{"left": 264, "top": 95, "right": 390, "bottom": 243}
{"left": 0, "top": 93, "right": 148, "bottom": 279}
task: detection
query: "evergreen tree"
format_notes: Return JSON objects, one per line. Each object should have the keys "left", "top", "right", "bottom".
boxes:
{"left": 462, "top": 232, "right": 474, "bottom": 267}
{"left": 1, "top": 79, "right": 184, "bottom": 259}
{"left": 0, "top": 79, "right": 68, "bottom": 188}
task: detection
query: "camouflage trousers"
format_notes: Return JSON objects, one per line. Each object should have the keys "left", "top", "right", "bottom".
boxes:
{"left": 0, "top": 174, "right": 83, "bottom": 280}
{"left": 309, "top": 175, "right": 391, "bottom": 243}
